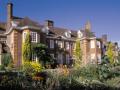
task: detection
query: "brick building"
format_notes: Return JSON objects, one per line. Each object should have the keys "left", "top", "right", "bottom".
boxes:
{"left": 0, "top": 3, "right": 112, "bottom": 67}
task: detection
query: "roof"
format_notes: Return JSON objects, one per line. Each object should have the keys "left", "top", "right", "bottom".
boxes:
{"left": 13, "top": 17, "right": 42, "bottom": 28}
{"left": 1, "top": 13, "right": 77, "bottom": 39}
{"left": 0, "top": 22, "right": 6, "bottom": 30}
{"left": 14, "top": 17, "right": 78, "bottom": 39}
{"left": 80, "top": 29, "right": 95, "bottom": 38}
{"left": 48, "top": 27, "right": 77, "bottom": 39}
{"left": 0, "top": 22, "right": 6, "bottom": 34}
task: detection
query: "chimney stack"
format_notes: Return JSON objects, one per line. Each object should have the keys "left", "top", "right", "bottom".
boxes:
{"left": 45, "top": 20, "right": 54, "bottom": 27}
{"left": 7, "top": 3, "right": 13, "bottom": 30}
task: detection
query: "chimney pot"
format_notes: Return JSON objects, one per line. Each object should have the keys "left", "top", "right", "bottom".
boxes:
{"left": 45, "top": 20, "right": 54, "bottom": 27}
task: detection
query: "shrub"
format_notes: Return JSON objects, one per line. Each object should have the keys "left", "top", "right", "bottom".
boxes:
{"left": 97, "top": 64, "right": 112, "bottom": 81}
{"left": 106, "top": 77, "right": 120, "bottom": 89}
{"left": 110, "top": 65, "right": 120, "bottom": 77}
{"left": 23, "top": 61, "right": 42, "bottom": 76}
{"left": 71, "top": 64, "right": 99, "bottom": 80}
{"left": 1, "top": 53, "right": 12, "bottom": 67}
{"left": 0, "top": 65, "right": 5, "bottom": 71}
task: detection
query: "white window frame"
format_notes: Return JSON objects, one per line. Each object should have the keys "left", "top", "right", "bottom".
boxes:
{"left": 32, "top": 53, "right": 38, "bottom": 62}
{"left": 58, "top": 41, "right": 63, "bottom": 48}
{"left": 23, "top": 32, "right": 27, "bottom": 42}
{"left": 66, "top": 42, "right": 70, "bottom": 50}
{"left": 90, "top": 40, "right": 95, "bottom": 48}
{"left": 31, "top": 32, "right": 37, "bottom": 43}
{"left": 50, "top": 40, "right": 54, "bottom": 48}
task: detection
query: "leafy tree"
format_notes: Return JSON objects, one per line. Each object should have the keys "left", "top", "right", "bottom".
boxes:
{"left": 73, "top": 39, "right": 82, "bottom": 68}
{"left": 22, "top": 32, "right": 32, "bottom": 62}
{"left": 32, "top": 43, "right": 53, "bottom": 66}
{"left": 106, "top": 42, "right": 115, "bottom": 65}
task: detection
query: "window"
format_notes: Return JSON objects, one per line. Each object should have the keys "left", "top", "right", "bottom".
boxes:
{"left": 65, "top": 31, "right": 71, "bottom": 38}
{"left": 32, "top": 53, "right": 37, "bottom": 62}
{"left": 91, "top": 53, "right": 95, "bottom": 59}
{"left": 66, "top": 42, "right": 69, "bottom": 50}
{"left": 58, "top": 53, "right": 63, "bottom": 64}
{"left": 66, "top": 54, "right": 69, "bottom": 64}
{"left": 23, "top": 32, "right": 27, "bottom": 42}
{"left": 50, "top": 40, "right": 54, "bottom": 48}
{"left": 31, "top": 32, "right": 37, "bottom": 43}
{"left": 90, "top": 40, "right": 95, "bottom": 48}
{"left": 58, "top": 41, "right": 63, "bottom": 48}
{"left": 77, "top": 30, "right": 83, "bottom": 38}
{"left": 97, "top": 41, "right": 101, "bottom": 48}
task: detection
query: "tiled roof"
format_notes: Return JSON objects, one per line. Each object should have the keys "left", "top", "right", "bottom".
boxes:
{"left": 12, "top": 16, "right": 77, "bottom": 38}
{"left": 0, "top": 22, "right": 6, "bottom": 34}
{"left": 48, "top": 27, "right": 77, "bottom": 39}
{"left": 80, "top": 29, "right": 95, "bottom": 38}
{"left": 13, "top": 16, "right": 23, "bottom": 20}
{"left": 15, "top": 17, "right": 42, "bottom": 28}
{"left": 0, "top": 22, "right": 6, "bottom": 30}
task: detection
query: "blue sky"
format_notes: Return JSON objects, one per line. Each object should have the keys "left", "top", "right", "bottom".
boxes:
{"left": 0, "top": 0, "right": 120, "bottom": 44}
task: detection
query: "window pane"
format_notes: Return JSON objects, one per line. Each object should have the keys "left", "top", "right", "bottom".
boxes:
{"left": 31, "top": 32, "right": 37, "bottom": 42}
{"left": 50, "top": 40, "right": 54, "bottom": 48}
{"left": 90, "top": 40, "right": 95, "bottom": 48}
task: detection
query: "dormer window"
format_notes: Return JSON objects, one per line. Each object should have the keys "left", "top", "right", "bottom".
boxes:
{"left": 65, "top": 31, "right": 71, "bottom": 38}
{"left": 77, "top": 30, "right": 83, "bottom": 38}
{"left": 11, "top": 21, "right": 19, "bottom": 27}
{"left": 42, "top": 27, "right": 49, "bottom": 34}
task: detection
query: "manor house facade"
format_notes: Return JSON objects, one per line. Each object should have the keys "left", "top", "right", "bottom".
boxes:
{"left": 0, "top": 3, "right": 109, "bottom": 67}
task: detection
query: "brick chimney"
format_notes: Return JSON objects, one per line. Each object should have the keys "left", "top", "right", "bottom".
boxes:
{"left": 7, "top": 3, "right": 13, "bottom": 31}
{"left": 45, "top": 20, "right": 54, "bottom": 27}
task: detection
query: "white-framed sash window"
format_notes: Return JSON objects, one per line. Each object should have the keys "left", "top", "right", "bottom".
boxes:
{"left": 23, "top": 32, "right": 27, "bottom": 42}
{"left": 31, "top": 32, "right": 37, "bottom": 43}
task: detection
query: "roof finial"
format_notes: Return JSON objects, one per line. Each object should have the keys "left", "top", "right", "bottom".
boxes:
{"left": 85, "top": 20, "right": 91, "bottom": 31}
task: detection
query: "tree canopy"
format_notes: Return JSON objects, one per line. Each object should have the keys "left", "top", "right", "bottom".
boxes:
{"left": 106, "top": 42, "right": 115, "bottom": 65}
{"left": 32, "top": 43, "right": 53, "bottom": 66}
